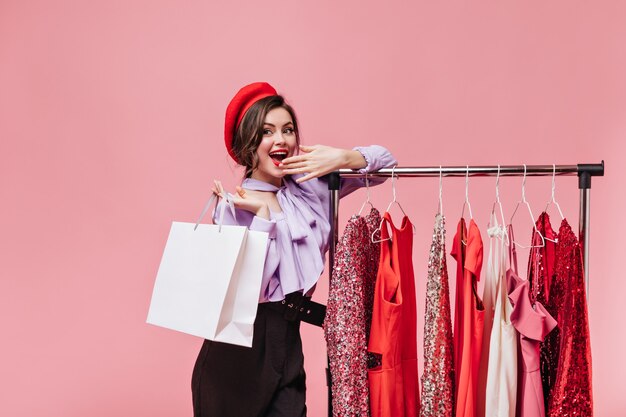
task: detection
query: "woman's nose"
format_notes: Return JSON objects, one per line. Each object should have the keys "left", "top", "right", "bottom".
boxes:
{"left": 274, "top": 132, "right": 286, "bottom": 145}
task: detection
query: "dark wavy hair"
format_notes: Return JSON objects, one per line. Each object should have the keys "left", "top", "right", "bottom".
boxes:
{"left": 231, "top": 95, "right": 300, "bottom": 179}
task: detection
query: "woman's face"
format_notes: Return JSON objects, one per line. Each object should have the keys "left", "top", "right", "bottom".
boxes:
{"left": 251, "top": 107, "right": 298, "bottom": 186}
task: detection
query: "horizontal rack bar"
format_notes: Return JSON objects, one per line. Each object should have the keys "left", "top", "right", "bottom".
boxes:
{"left": 334, "top": 162, "right": 604, "bottom": 178}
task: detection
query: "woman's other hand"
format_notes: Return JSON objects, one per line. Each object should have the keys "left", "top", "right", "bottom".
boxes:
{"left": 212, "top": 180, "right": 270, "bottom": 219}
{"left": 279, "top": 145, "right": 367, "bottom": 183}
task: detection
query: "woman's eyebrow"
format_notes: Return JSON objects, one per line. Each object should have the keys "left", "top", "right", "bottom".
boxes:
{"left": 263, "top": 121, "right": 293, "bottom": 127}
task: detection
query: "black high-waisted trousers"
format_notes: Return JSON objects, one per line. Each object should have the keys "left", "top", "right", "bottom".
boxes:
{"left": 191, "top": 303, "right": 307, "bottom": 417}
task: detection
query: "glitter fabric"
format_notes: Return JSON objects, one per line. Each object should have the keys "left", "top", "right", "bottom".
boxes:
{"left": 369, "top": 212, "right": 420, "bottom": 417}
{"left": 420, "top": 213, "right": 454, "bottom": 417}
{"left": 527, "top": 212, "right": 558, "bottom": 410}
{"left": 451, "top": 218, "right": 484, "bottom": 417}
{"left": 547, "top": 219, "right": 593, "bottom": 417}
{"left": 324, "top": 208, "right": 381, "bottom": 417}
{"left": 528, "top": 212, "right": 557, "bottom": 307}
{"left": 364, "top": 210, "right": 383, "bottom": 370}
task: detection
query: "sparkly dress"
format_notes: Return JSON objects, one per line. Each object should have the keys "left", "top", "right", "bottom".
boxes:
{"left": 368, "top": 212, "right": 420, "bottom": 417}
{"left": 527, "top": 212, "right": 557, "bottom": 410}
{"left": 547, "top": 219, "right": 593, "bottom": 417}
{"left": 451, "top": 218, "right": 484, "bottom": 417}
{"left": 528, "top": 212, "right": 557, "bottom": 306}
{"left": 324, "top": 208, "right": 382, "bottom": 417}
{"left": 420, "top": 213, "right": 454, "bottom": 417}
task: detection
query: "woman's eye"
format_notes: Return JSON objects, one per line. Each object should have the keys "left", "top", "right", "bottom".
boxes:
{"left": 263, "top": 129, "right": 273, "bottom": 135}
{"left": 283, "top": 128, "right": 294, "bottom": 134}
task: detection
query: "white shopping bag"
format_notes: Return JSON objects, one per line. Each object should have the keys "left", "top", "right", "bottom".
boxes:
{"left": 147, "top": 193, "right": 269, "bottom": 347}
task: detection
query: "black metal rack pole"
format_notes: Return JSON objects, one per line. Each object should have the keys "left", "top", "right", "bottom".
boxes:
{"left": 324, "top": 161, "right": 604, "bottom": 417}
{"left": 326, "top": 172, "right": 341, "bottom": 417}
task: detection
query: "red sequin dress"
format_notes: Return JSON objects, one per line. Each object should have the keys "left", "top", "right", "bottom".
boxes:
{"left": 547, "top": 219, "right": 593, "bottom": 417}
{"left": 324, "top": 208, "right": 381, "bottom": 417}
{"left": 528, "top": 212, "right": 557, "bottom": 306}
{"left": 527, "top": 212, "right": 558, "bottom": 410}
{"left": 420, "top": 213, "right": 454, "bottom": 417}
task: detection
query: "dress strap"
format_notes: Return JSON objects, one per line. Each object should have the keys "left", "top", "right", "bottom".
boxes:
{"left": 507, "top": 224, "right": 518, "bottom": 274}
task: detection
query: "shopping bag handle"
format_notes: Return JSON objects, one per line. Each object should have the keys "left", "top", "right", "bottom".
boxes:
{"left": 193, "top": 192, "right": 237, "bottom": 232}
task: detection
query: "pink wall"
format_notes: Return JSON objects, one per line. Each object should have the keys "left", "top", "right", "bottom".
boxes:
{"left": 1, "top": 1, "right": 624, "bottom": 416}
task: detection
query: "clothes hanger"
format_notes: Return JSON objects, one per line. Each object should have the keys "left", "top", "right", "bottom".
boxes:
{"left": 461, "top": 165, "right": 474, "bottom": 220}
{"left": 436, "top": 165, "right": 447, "bottom": 250}
{"left": 509, "top": 164, "right": 546, "bottom": 249}
{"left": 437, "top": 165, "right": 444, "bottom": 216}
{"left": 372, "top": 165, "right": 416, "bottom": 243}
{"left": 544, "top": 163, "right": 565, "bottom": 222}
{"left": 461, "top": 165, "right": 473, "bottom": 245}
{"left": 489, "top": 164, "right": 510, "bottom": 246}
{"left": 358, "top": 172, "right": 374, "bottom": 216}
{"left": 540, "top": 164, "right": 563, "bottom": 244}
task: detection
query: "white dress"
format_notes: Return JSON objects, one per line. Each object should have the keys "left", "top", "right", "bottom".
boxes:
{"left": 484, "top": 219, "right": 518, "bottom": 417}
{"left": 485, "top": 213, "right": 518, "bottom": 417}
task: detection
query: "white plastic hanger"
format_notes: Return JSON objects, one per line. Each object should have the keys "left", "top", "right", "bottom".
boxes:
{"left": 489, "top": 165, "right": 510, "bottom": 245}
{"left": 436, "top": 166, "right": 447, "bottom": 250}
{"left": 460, "top": 165, "right": 474, "bottom": 246}
{"left": 372, "top": 166, "right": 416, "bottom": 243}
{"left": 509, "top": 164, "right": 546, "bottom": 249}
{"left": 358, "top": 172, "right": 374, "bottom": 216}
{"left": 544, "top": 163, "right": 565, "bottom": 221}
{"left": 461, "top": 165, "right": 474, "bottom": 220}
{"left": 437, "top": 165, "right": 444, "bottom": 216}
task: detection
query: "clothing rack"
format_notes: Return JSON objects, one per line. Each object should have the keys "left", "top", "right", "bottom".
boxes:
{"left": 324, "top": 162, "right": 604, "bottom": 417}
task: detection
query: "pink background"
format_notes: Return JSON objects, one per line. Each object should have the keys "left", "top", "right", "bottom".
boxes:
{"left": 1, "top": 1, "right": 624, "bottom": 416}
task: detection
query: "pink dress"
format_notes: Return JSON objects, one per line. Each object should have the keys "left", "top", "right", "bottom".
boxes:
{"left": 508, "top": 270, "right": 557, "bottom": 417}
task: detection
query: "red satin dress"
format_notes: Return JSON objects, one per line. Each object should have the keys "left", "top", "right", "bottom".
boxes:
{"left": 451, "top": 218, "right": 484, "bottom": 417}
{"left": 368, "top": 212, "right": 420, "bottom": 417}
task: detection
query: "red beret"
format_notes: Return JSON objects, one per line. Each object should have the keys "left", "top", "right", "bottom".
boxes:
{"left": 224, "top": 82, "right": 278, "bottom": 163}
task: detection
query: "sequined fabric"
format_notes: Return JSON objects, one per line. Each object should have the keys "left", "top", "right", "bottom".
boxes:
{"left": 528, "top": 212, "right": 558, "bottom": 410}
{"left": 364, "top": 210, "right": 383, "bottom": 370}
{"left": 528, "top": 212, "right": 557, "bottom": 306}
{"left": 547, "top": 219, "right": 593, "bottom": 417}
{"left": 420, "top": 214, "right": 454, "bottom": 417}
{"left": 324, "top": 208, "right": 381, "bottom": 417}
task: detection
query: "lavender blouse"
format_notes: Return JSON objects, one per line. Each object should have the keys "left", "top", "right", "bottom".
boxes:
{"left": 212, "top": 145, "right": 397, "bottom": 303}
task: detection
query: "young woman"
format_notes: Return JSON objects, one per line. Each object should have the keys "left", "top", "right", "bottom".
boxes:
{"left": 191, "top": 82, "right": 397, "bottom": 417}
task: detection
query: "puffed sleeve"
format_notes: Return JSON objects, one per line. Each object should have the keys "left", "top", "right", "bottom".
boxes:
{"left": 338, "top": 145, "right": 397, "bottom": 198}
{"left": 296, "top": 145, "right": 397, "bottom": 221}
{"left": 212, "top": 197, "right": 277, "bottom": 236}
{"left": 211, "top": 197, "right": 280, "bottom": 302}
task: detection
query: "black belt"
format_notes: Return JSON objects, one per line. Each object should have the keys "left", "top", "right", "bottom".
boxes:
{"left": 263, "top": 292, "right": 326, "bottom": 327}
